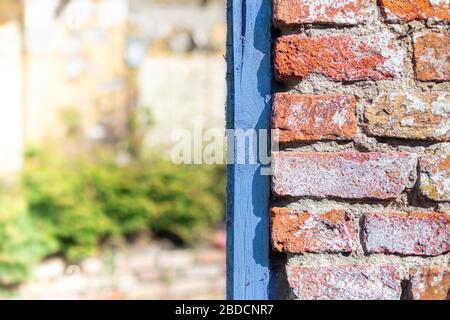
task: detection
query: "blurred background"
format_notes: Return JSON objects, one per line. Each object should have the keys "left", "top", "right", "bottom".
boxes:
{"left": 0, "top": 0, "right": 226, "bottom": 299}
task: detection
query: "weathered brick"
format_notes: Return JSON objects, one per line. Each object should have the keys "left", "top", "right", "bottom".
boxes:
{"left": 271, "top": 152, "right": 416, "bottom": 199}
{"left": 419, "top": 154, "right": 450, "bottom": 201}
{"left": 274, "top": 33, "right": 404, "bottom": 82}
{"left": 414, "top": 32, "right": 450, "bottom": 81}
{"left": 287, "top": 265, "right": 402, "bottom": 300}
{"left": 272, "top": 93, "right": 357, "bottom": 142}
{"left": 380, "top": 0, "right": 450, "bottom": 22}
{"left": 273, "top": 0, "right": 371, "bottom": 27}
{"left": 270, "top": 208, "right": 357, "bottom": 253}
{"left": 363, "top": 212, "right": 450, "bottom": 256}
{"left": 410, "top": 267, "right": 450, "bottom": 300}
{"left": 364, "top": 92, "right": 450, "bottom": 141}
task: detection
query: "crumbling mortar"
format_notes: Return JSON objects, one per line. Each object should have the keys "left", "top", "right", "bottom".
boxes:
{"left": 277, "top": 139, "right": 449, "bottom": 154}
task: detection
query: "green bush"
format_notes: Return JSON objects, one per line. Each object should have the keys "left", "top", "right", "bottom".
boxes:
{"left": 23, "top": 155, "right": 118, "bottom": 261}
{"left": 145, "top": 160, "right": 225, "bottom": 243}
{"left": 22, "top": 151, "right": 225, "bottom": 262}
{"left": 86, "top": 160, "right": 156, "bottom": 236}
{"left": 0, "top": 197, "right": 48, "bottom": 287}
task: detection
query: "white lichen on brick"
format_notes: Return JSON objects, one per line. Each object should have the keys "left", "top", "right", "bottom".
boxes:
{"left": 288, "top": 265, "right": 402, "bottom": 300}
{"left": 434, "top": 122, "right": 450, "bottom": 136}
{"left": 300, "top": 0, "right": 365, "bottom": 24}
{"left": 286, "top": 103, "right": 305, "bottom": 127}
{"left": 421, "top": 170, "right": 450, "bottom": 199}
{"left": 374, "top": 32, "right": 405, "bottom": 77}
{"left": 365, "top": 92, "right": 450, "bottom": 141}
{"left": 332, "top": 108, "right": 348, "bottom": 128}
{"left": 431, "top": 95, "right": 450, "bottom": 116}
{"left": 433, "top": 95, "right": 450, "bottom": 137}
{"left": 297, "top": 213, "right": 356, "bottom": 252}
{"left": 363, "top": 212, "right": 450, "bottom": 256}
{"left": 429, "top": 0, "right": 450, "bottom": 7}
{"left": 272, "top": 208, "right": 358, "bottom": 253}
{"left": 405, "top": 93, "right": 428, "bottom": 113}
{"left": 414, "top": 32, "right": 450, "bottom": 80}
{"left": 419, "top": 155, "right": 450, "bottom": 201}
{"left": 272, "top": 152, "right": 417, "bottom": 199}
{"left": 400, "top": 118, "right": 415, "bottom": 127}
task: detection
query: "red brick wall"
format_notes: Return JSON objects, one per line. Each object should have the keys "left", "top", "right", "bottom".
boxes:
{"left": 271, "top": 0, "right": 449, "bottom": 300}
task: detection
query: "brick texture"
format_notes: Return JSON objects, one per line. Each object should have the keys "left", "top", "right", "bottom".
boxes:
{"left": 274, "top": 33, "right": 404, "bottom": 82}
{"left": 414, "top": 32, "right": 450, "bottom": 81}
{"left": 363, "top": 212, "right": 450, "bottom": 256}
{"left": 287, "top": 265, "right": 402, "bottom": 300}
{"left": 272, "top": 152, "right": 416, "bottom": 199}
{"left": 270, "top": 208, "right": 357, "bottom": 253}
{"left": 380, "top": 0, "right": 450, "bottom": 22}
{"left": 273, "top": 0, "right": 372, "bottom": 27}
{"left": 270, "top": 0, "right": 450, "bottom": 300}
{"left": 410, "top": 267, "right": 450, "bottom": 300}
{"left": 272, "top": 93, "right": 357, "bottom": 142}
{"left": 419, "top": 154, "right": 450, "bottom": 202}
{"left": 364, "top": 92, "right": 450, "bottom": 141}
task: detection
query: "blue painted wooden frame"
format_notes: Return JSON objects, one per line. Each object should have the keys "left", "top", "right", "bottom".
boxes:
{"left": 226, "top": 0, "right": 274, "bottom": 300}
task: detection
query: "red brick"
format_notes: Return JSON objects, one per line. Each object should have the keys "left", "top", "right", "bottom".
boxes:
{"left": 414, "top": 32, "right": 450, "bottom": 81}
{"left": 273, "top": 0, "right": 371, "bottom": 27}
{"left": 364, "top": 92, "right": 450, "bottom": 141}
{"left": 272, "top": 93, "right": 357, "bottom": 142}
{"left": 410, "top": 267, "right": 450, "bottom": 300}
{"left": 380, "top": 0, "right": 450, "bottom": 22}
{"left": 270, "top": 208, "right": 357, "bottom": 253}
{"left": 271, "top": 152, "right": 416, "bottom": 199}
{"left": 419, "top": 154, "right": 450, "bottom": 202}
{"left": 363, "top": 212, "right": 450, "bottom": 256}
{"left": 287, "top": 265, "right": 402, "bottom": 300}
{"left": 274, "top": 33, "right": 404, "bottom": 82}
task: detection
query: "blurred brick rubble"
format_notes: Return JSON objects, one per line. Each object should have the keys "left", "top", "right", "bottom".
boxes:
{"left": 13, "top": 240, "right": 225, "bottom": 300}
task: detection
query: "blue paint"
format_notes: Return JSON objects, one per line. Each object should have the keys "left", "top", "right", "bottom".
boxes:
{"left": 226, "top": 0, "right": 273, "bottom": 300}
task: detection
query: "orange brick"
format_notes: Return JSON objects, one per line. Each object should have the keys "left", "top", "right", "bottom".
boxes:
{"left": 380, "top": 0, "right": 450, "bottom": 22}
{"left": 364, "top": 92, "right": 450, "bottom": 141}
{"left": 272, "top": 93, "right": 357, "bottom": 142}
{"left": 271, "top": 208, "right": 357, "bottom": 253}
{"left": 419, "top": 154, "right": 450, "bottom": 202}
{"left": 410, "top": 267, "right": 450, "bottom": 300}
{"left": 274, "top": 33, "right": 404, "bottom": 82}
{"left": 414, "top": 32, "right": 450, "bottom": 81}
{"left": 273, "top": 0, "right": 372, "bottom": 27}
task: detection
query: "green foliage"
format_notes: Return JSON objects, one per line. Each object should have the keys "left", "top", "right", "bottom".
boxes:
{"left": 0, "top": 197, "right": 48, "bottom": 287}
{"left": 0, "top": 145, "right": 225, "bottom": 288}
{"left": 23, "top": 155, "right": 117, "bottom": 261}
{"left": 145, "top": 161, "right": 225, "bottom": 243}
{"left": 21, "top": 151, "right": 225, "bottom": 262}
{"left": 86, "top": 160, "right": 155, "bottom": 235}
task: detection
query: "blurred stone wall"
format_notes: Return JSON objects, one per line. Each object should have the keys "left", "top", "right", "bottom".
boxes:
{"left": 0, "top": 1, "right": 23, "bottom": 177}
{"left": 0, "top": 0, "right": 226, "bottom": 177}
{"left": 128, "top": 0, "right": 226, "bottom": 152}
{"left": 23, "top": 0, "right": 130, "bottom": 146}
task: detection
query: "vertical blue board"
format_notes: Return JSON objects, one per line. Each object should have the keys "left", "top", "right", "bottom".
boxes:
{"left": 226, "top": 0, "right": 273, "bottom": 300}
